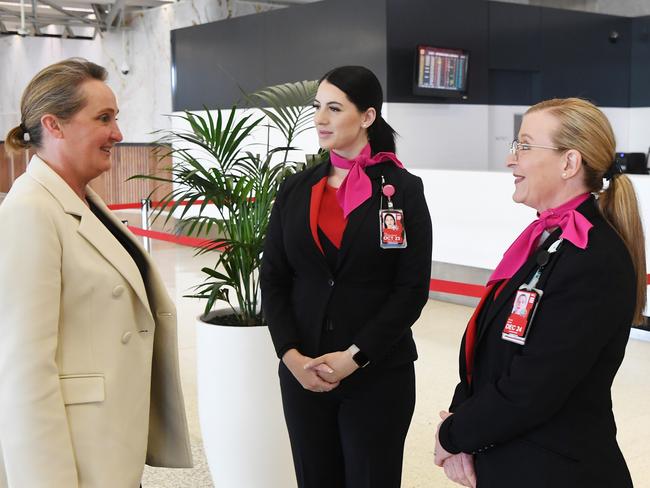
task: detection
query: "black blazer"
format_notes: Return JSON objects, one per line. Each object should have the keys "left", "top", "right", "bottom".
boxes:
{"left": 261, "top": 159, "right": 432, "bottom": 367}
{"left": 439, "top": 196, "right": 636, "bottom": 488}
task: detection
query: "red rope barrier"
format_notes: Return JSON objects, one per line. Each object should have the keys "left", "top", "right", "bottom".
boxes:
{"left": 127, "top": 226, "right": 226, "bottom": 251}
{"left": 108, "top": 200, "right": 207, "bottom": 211}
{"left": 108, "top": 202, "right": 142, "bottom": 210}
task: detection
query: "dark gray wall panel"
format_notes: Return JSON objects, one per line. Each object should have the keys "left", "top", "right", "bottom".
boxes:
{"left": 264, "top": 1, "right": 387, "bottom": 89}
{"left": 489, "top": 70, "right": 542, "bottom": 105}
{"left": 172, "top": 0, "right": 387, "bottom": 111}
{"left": 540, "top": 8, "right": 630, "bottom": 106}
{"left": 172, "top": 13, "right": 267, "bottom": 111}
{"left": 488, "top": 2, "right": 543, "bottom": 105}
{"left": 172, "top": 0, "right": 643, "bottom": 110}
{"left": 489, "top": 2, "right": 542, "bottom": 71}
{"left": 630, "top": 16, "right": 650, "bottom": 107}
{"left": 385, "top": 0, "right": 489, "bottom": 104}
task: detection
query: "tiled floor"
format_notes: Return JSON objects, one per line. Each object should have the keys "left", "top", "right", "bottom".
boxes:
{"left": 141, "top": 239, "right": 650, "bottom": 487}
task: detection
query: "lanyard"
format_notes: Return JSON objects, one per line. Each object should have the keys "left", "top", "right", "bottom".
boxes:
{"left": 524, "top": 238, "right": 563, "bottom": 290}
{"left": 380, "top": 175, "right": 394, "bottom": 209}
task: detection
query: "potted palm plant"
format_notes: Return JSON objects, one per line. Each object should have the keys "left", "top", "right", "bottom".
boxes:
{"left": 137, "top": 80, "right": 321, "bottom": 487}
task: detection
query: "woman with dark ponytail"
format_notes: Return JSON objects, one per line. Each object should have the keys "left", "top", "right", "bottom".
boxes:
{"left": 261, "top": 65, "right": 432, "bottom": 487}
{"left": 435, "top": 98, "right": 645, "bottom": 488}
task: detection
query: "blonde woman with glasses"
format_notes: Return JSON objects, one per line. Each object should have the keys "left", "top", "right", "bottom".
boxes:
{"left": 434, "top": 98, "right": 645, "bottom": 488}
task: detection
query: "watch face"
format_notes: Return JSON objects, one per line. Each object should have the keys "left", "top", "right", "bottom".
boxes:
{"left": 353, "top": 350, "right": 370, "bottom": 368}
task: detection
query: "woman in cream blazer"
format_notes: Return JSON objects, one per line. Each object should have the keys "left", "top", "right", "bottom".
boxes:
{"left": 0, "top": 59, "right": 191, "bottom": 487}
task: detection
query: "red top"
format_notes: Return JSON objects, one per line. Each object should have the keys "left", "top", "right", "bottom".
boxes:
{"left": 318, "top": 182, "right": 348, "bottom": 249}
{"left": 464, "top": 280, "right": 508, "bottom": 384}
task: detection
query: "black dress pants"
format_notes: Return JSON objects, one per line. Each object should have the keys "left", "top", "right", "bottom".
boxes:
{"left": 278, "top": 362, "right": 416, "bottom": 488}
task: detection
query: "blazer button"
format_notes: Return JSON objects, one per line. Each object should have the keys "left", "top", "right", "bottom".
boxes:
{"left": 112, "top": 285, "right": 125, "bottom": 298}
{"left": 328, "top": 279, "right": 335, "bottom": 287}
{"left": 121, "top": 331, "right": 133, "bottom": 344}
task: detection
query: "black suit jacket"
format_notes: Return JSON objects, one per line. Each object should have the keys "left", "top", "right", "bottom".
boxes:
{"left": 261, "top": 159, "right": 432, "bottom": 367}
{"left": 439, "top": 196, "right": 635, "bottom": 488}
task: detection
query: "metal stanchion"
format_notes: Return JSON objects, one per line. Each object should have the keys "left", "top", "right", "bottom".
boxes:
{"left": 141, "top": 198, "right": 151, "bottom": 254}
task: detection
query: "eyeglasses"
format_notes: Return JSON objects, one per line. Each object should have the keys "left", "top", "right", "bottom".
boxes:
{"left": 510, "top": 139, "right": 560, "bottom": 157}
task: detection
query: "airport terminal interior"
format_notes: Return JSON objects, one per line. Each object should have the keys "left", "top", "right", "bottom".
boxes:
{"left": 2, "top": 0, "right": 650, "bottom": 486}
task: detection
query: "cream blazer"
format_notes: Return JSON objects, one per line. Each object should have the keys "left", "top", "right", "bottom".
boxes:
{"left": 0, "top": 156, "right": 192, "bottom": 487}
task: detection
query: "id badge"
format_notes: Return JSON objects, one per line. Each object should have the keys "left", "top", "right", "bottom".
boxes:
{"left": 379, "top": 209, "right": 407, "bottom": 249}
{"left": 501, "top": 287, "right": 543, "bottom": 345}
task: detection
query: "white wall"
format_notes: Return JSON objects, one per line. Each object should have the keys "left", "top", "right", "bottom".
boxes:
{"left": 628, "top": 107, "right": 650, "bottom": 154}
{"left": 387, "top": 103, "right": 489, "bottom": 170}
{"left": 487, "top": 105, "right": 524, "bottom": 172}
{"left": 385, "top": 103, "right": 650, "bottom": 172}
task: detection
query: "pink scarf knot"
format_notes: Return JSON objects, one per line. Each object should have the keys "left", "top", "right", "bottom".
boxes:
{"left": 330, "top": 143, "right": 404, "bottom": 218}
{"left": 488, "top": 193, "right": 593, "bottom": 285}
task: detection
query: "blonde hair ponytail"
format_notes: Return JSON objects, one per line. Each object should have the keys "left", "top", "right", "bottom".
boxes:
{"left": 4, "top": 125, "right": 30, "bottom": 155}
{"left": 598, "top": 174, "right": 646, "bottom": 324}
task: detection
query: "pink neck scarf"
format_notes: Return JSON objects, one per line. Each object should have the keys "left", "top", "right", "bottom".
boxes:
{"left": 330, "top": 143, "right": 404, "bottom": 218}
{"left": 488, "top": 193, "right": 593, "bottom": 285}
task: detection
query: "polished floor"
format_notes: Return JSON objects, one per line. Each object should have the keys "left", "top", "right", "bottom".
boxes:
{"left": 140, "top": 238, "right": 650, "bottom": 488}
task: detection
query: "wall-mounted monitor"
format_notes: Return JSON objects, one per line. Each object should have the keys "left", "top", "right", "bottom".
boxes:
{"left": 413, "top": 45, "right": 469, "bottom": 98}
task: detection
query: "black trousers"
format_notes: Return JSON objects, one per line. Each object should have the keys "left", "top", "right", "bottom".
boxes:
{"left": 278, "top": 362, "right": 416, "bottom": 488}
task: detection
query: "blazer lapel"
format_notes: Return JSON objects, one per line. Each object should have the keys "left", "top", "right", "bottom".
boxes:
{"left": 309, "top": 178, "right": 327, "bottom": 254}
{"left": 304, "top": 162, "right": 331, "bottom": 269}
{"left": 477, "top": 227, "right": 563, "bottom": 345}
{"left": 335, "top": 165, "right": 382, "bottom": 272}
{"left": 83, "top": 188, "right": 153, "bottom": 317}
{"left": 27, "top": 156, "right": 153, "bottom": 318}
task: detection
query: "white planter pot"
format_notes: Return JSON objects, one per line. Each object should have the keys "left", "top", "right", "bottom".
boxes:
{"left": 196, "top": 314, "right": 296, "bottom": 488}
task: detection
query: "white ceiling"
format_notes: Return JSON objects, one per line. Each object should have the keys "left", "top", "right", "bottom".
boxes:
{"left": 0, "top": 0, "right": 175, "bottom": 38}
{"left": 0, "top": 0, "right": 318, "bottom": 39}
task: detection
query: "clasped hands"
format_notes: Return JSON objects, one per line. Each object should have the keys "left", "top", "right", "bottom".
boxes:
{"left": 282, "top": 348, "right": 359, "bottom": 393}
{"left": 434, "top": 411, "right": 476, "bottom": 488}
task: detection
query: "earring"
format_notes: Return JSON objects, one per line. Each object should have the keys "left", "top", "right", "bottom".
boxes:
{"left": 562, "top": 172, "right": 567, "bottom": 178}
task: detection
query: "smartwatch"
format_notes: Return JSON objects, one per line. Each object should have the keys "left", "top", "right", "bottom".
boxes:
{"left": 348, "top": 344, "right": 370, "bottom": 368}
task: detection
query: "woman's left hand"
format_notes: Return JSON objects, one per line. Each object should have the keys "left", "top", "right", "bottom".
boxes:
{"left": 304, "top": 351, "right": 359, "bottom": 383}
{"left": 434, "top": 410, "right": 454, "bottom": 467}
{"left": 443, "top": 453, "right": 476, "bottom": 487}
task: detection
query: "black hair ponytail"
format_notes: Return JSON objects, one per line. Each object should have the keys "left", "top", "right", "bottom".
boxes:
{"left": 368, "top": 115, "right": 396, "bottom": 154}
